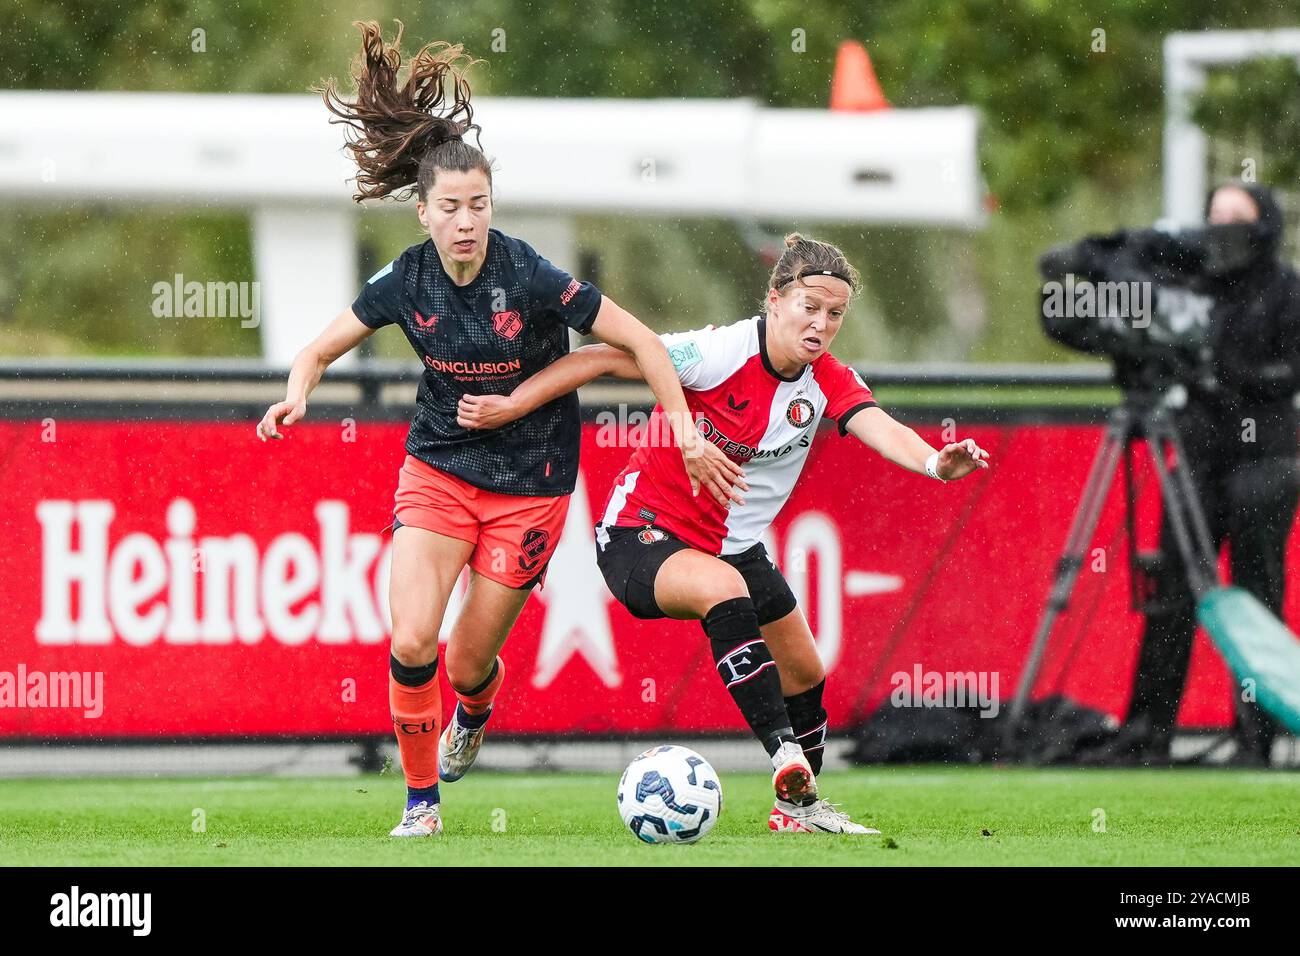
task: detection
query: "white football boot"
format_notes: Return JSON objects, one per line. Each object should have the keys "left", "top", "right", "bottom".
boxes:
{"left": 769, "top": 798, "right": 880, "bottom": 835}
{"left": 438, "top": 707, "right": 490, "bottom": 783}
{"left": 770, "top": 740, "right": 819, "bottom": 804}
{"left": 389, "top": 801, "right": 442, "bottom": 838}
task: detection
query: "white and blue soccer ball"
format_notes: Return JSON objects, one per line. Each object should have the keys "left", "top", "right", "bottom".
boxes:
{"left": 616, "top": 745, "right": 722, "bottom": 844}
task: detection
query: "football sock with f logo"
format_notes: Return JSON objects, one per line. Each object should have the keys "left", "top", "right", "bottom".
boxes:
{"left": 389, "top": 654, "right": 442, "bottom": 804}
{"left": 702, "top": 598, "right": 796, "bottom": 758}
{"left": 784, "top": 678, "right": 828, "bottom": 775}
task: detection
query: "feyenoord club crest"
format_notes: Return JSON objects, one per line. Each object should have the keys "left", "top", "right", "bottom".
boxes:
{"left": 519, "top": 527, "right": 549, "bottom": 570}
{"left": 786, "top": 398, "right": 815, "bottom": 428}
{"left": 493, "top": 310, "right": 524, "bottom": 340}
{"left": 638, "top": 527, "right": 667, "bottom": 544}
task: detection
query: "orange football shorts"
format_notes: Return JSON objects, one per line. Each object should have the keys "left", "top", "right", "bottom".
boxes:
{"left": 391, "top": 455, "right": 568, "bottom": 590}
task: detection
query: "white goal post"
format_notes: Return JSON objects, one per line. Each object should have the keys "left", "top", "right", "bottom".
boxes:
{"left": 1, "top": 92, "right": 980, "bottom": 363}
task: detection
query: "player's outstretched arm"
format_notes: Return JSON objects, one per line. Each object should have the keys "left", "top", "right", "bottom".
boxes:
{"left": 256, "top": 308, "right": 375, "bottom": 441}
{"left": 845, "top": 406, "right": 990, "bottom": 481}
{"left": 457, "top": 343, "right": 639, "bottom": 430}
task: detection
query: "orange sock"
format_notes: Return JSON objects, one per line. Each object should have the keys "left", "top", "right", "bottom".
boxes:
{"left": 390, "top": 672, "right": 442, "bottom": 789}
{"left": 455, "top": 656, "right": 505, "bottom": 716}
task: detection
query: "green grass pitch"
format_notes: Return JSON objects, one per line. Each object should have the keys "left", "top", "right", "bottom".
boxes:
{"left": 3, "top": 766, "right": 1299, "bottom": 866}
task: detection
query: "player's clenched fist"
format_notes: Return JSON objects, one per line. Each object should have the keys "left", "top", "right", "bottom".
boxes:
{"left": 457, "top": 393, "right": 518, "bottom": 431}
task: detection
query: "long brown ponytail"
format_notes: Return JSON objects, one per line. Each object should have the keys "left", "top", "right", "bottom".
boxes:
{"left": 318, "top": 20, "right": 492, "bottom": 203}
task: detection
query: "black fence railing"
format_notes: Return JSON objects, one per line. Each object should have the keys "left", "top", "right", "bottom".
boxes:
{"left": 0, "top": 358, "right": 1117, "bottom": 399}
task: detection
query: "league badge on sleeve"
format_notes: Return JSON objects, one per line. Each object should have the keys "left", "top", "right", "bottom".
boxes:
{"left": 668, "top": 341, "right": 703, "bottom": 374}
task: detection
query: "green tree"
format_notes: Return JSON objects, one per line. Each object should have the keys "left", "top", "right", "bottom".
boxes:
{"left": 5, "top": 0, "right": 1300, "bottom": 360}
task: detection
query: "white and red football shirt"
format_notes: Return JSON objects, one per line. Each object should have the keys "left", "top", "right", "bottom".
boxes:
{"left": 596, "top": 316, "right": 877, "bottom": 556}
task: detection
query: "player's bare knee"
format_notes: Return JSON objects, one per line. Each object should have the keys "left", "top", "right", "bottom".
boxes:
{"left": 697, "top": 566, "right": 749, "bottom": 615}
{"left": 796, "top": 647, "right": 826, "bottom": 687}
{"left": 444, "top": 644, "right": 495, "bottom": 693}
{"left": 777, "top": 648, "right": 825, "bottom": 691}
{"left": 389, "top": 628, "right": 438, "bottom": 669}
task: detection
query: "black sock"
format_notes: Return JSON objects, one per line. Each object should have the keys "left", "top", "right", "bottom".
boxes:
{"left": 390, "top": 654, "right": 438, "bottom": 687}
{"left": 785, "top": 679, "right": 828, "bottom": 775}
{"left": 454, "top": 702, "right": 491, "bottom": 730}
{"left": 702, "top": 598, "right": 794, "bottom": 757}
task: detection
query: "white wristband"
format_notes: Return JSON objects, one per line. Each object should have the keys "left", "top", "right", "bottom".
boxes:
{"left": 924, "top": 451, "right": 946, "bottom": 483}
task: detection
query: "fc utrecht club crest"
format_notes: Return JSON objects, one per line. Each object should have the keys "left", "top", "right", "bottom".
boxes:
{"left": 493, "top": 310, "right": 524, "bottom": 340}
{"left": 519, "top": 527, "right": 550, "bottom": 571}
{"left": 786, "top": 398, "right": 815, "bottom": 428}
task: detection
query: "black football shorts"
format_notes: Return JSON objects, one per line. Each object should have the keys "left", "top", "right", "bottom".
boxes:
{"left": 595, "top": 524, "right": 798, "bottom": 624}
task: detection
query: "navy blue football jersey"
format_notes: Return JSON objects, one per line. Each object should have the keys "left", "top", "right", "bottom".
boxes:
{"left": 352, "top": 229, "right": 602, "bottom": 496}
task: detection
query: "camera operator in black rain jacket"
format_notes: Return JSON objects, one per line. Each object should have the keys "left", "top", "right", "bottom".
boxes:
{"left": 1096, "top": 182, "right": 1300, "bottom": 766}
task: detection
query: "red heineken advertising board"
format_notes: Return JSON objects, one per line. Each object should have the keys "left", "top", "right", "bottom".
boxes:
{"left": 0, "top": 413, "right": 1289, "bottom": 739}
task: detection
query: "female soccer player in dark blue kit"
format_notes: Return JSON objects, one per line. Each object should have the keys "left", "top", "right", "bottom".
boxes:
{"left": 255, "top": 22, "right": 741, "bottom": 837}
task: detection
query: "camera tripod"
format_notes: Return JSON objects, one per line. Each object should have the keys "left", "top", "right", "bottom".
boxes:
{"left": 1000, "top": 388, "right": 1222, "bottom": 758}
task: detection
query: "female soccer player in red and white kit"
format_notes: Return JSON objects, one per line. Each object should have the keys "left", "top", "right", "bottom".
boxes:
{"left": 255, "top": 22, "right": 741, "bottom": 838}
{"left": 460, "top": 234, "right": 990, "bottom": 834}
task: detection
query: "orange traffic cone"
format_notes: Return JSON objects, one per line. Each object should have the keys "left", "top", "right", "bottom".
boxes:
{"left": 830, "top": 40, "right": 890, "bottom": 112}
